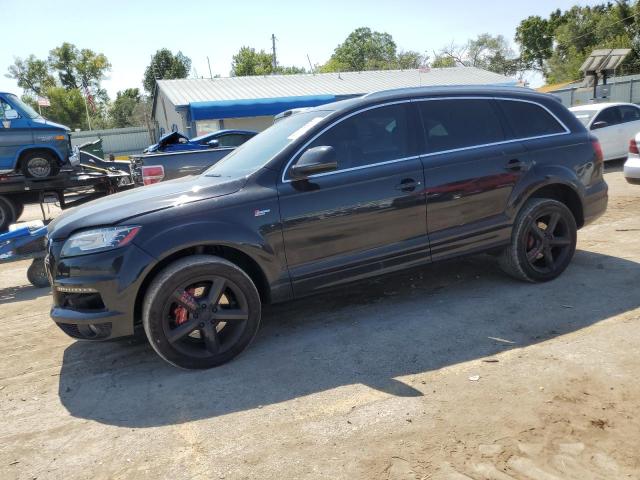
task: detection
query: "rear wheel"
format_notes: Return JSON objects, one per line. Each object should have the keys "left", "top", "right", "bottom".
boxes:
{"left": 11, "top": 199, "right": 24, "bottom": 221}
{"left": 499, "top": 198, "right": 577, "bottom": 282}
{"left": 143, "top": 255, "right": 261, "bottom": 369}
{"left": 21, "top": 151, "right": 60, "bottom": 178}
{"left": 0, "top": 196, "right": 17, "bottom": 232}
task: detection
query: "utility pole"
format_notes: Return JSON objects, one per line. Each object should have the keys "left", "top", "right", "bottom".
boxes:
{"left": 307, "top": 54, "right": 314, "bottom": 74}
{"left": 207, "top": 57, "right": 213, "bottom": 79}
{"left": 271, "top": 34, "right": 277, "bottom": 73}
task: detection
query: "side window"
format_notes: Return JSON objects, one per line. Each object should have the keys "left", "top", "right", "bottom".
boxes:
{"left": 0, "top": 99, "right": 11, "bottom": 119}
{"left": 304, "top": 103, "right": 411, "bottom": 171}
{"left": 217, "top": 134, "right": 248, "bottom": 147}
{"left": 498, "top": 100, "right": 566, "bottom": 138}
{"left": 593, "top": 107, "right": 621, "bottom": 128}
{"left": 418, "top": 99, "right": 504, "bottom": 154}
{"left": 618, "top": 105, "right": 640, "bottom": 123}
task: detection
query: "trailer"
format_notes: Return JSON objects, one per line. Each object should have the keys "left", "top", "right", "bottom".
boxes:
{"left": 0, "top": 166, "right": 134, "bottom": 232}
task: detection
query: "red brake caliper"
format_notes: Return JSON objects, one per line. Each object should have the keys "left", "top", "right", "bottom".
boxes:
{"left": 174, "top": 288, "right": 197, "bottom": 326}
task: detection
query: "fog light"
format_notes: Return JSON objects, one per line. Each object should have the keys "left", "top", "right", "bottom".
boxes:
{"left": 56, "top": 286, "right": 98, "bottom": 293}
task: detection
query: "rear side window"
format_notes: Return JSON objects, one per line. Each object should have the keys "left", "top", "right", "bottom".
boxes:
{"left": 618, "top": 105, "right": 640, "bottom": 123}
{"left": 418, "top": 99, "right": 504, "bottom": 154}
{"left": 498, "top": 100, "right": 566, "bottom": 138}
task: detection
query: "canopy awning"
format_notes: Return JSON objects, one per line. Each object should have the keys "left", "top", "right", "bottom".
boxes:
{"left": 189, "top": 95, "right": 337, "bottom": 120}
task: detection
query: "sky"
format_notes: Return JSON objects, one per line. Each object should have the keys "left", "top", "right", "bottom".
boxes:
{"left": 0, "top": 0, "right": 599, "bottom": 98}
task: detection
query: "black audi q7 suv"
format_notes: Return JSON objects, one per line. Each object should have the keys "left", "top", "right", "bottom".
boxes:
{"left": 46, "top": 86, "right": 608, "bottom": 369}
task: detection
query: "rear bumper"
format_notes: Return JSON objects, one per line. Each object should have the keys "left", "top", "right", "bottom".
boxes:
{"left": 582, "top": 179, "right": 608, "bottom": 227}
{"left": 47, "top": 242, "right": 156, "bottom": 340}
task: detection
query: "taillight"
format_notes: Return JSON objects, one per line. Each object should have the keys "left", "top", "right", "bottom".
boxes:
{"left": 142, "top": 165, "right": 164, "bottom": 185}
{"left": 629, "top": 138, "right": 639, "bottom": 154}
{"left": 591, "top": 138, "right": 603, "bottom": 165}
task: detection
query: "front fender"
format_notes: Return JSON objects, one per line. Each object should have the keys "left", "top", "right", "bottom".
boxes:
{"left": 17, "top": 145, "right": 67, "bottom": 165}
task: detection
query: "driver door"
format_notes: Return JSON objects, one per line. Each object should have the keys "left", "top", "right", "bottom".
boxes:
{"left": 277, "top": 102, "right": 429, "bottom": 295}
{"left": 591, "top": 106, "right": 622, "bottom": 160}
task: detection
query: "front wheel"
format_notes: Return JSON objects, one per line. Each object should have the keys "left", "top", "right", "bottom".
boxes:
{"left": 21, "top": 151, "right": 60, "bottom": 178}
{"left": 143, "top": 255, "right": 262, "bottom": 369}
{"left": 499, "top": 198, "right": 577, "bottom": 282}
{"left": 27, "top": 258, "right": 50, "bottom": 288}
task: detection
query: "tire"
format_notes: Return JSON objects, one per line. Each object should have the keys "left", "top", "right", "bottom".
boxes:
{"left": 27, "top": 258, "right": 50, "bottom": 288}
{"left": 0, "top": 196, "right": 17, "bottom": 232}
{"left": 11, "top": 200, "right": 24, "bottom": 221}
{"left": 21, "top": 151, "right": 60, "bottom": 178}
{"left": 499, "top": 198, "right": 577, "bottom": 282}
{"left": 143, "top": 255, "right": 261, "bottom": 369}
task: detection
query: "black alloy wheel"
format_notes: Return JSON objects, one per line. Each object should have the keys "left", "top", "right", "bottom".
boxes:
{"left": 143, "top": 255, "right": 261, "bottom": 369}
{"left": 499, "top": 198, "right": 577, "bottom": 282}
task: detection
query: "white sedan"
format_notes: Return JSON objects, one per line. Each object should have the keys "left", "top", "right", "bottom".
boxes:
{"left": 570, "top": 102, "right": 640, "bottom": 161}
{"left": 625, "top": 133, "right": 640, "bottom": 185}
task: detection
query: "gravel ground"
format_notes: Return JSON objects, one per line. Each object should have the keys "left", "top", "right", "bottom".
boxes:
{"left": 1, "top": 162, "right": 639, "bottom": 480}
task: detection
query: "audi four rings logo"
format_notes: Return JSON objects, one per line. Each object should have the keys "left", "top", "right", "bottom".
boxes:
{"left": 254, "top": 209, "right": 270, "bottom": 217}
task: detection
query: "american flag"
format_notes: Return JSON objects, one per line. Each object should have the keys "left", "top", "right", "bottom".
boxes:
{"left": 82, "top": 80, "right": 96, "bottom": 113}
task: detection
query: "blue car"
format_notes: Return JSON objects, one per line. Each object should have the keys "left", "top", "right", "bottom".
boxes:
{"left": 0, "top": 92, "right": 76, "bottom": 178}
{"left": 143, "top": 129, "right": 257, "bottom": 154}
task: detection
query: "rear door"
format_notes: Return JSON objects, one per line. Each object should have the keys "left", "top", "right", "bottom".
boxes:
{"left": 618, "top": 104, "right": 640, "bottom": 156}
{"left": 277, "top": 102, "right": 428, "bottom": 295}
{"left": 591, "top": 106, "right": 623, "bottom": 160}
{"left": 418, "top": 98, "right": 533, "bottom": 260}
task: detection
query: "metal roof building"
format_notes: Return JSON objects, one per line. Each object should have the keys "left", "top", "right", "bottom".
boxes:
{"left": 152, "top": 67, "right": 518, "bottom": 137}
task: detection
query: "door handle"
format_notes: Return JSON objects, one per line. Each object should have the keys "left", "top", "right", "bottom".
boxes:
{"left": 505, "top": 158, "right": 526, "bottom": 171}
{"left": 395, "top": 178, "right": 421, "bottom": 192}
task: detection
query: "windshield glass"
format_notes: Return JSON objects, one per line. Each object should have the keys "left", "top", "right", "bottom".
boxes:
{"left": 204, "top": 110, "right": 331, "bottom": 177}
{"left": 7, "top": 93, "right": 40, "bottom": 119}
{"left": 572, "top": 109, "right": 598, "bottom": 127}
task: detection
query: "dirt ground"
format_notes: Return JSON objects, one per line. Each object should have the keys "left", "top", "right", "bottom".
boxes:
{"left": 1, "top": 162, "right": 639, "bottom": 480}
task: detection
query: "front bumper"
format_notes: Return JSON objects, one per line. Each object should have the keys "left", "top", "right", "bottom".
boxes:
{"left": 46, "top": 241, "right": 155, "bottom": 340}
{"left": 624, "top": 156, "right": 640, "bottom": 185}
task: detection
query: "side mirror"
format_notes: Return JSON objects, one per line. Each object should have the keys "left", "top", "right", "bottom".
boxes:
{"left": 290, "top": 146, "right": 338, "bottom": 180}
{"left": 207, "top": 139, "right": 220, "bottom": 148}
{"left": 4, "top": 109, "right": 19, "bottom": 120}
{"left": 591, "top": 120, "right": 608, "bottom": 130}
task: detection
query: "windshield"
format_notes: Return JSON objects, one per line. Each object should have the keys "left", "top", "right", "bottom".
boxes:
{"left": 204, "top": 110, "right": 331, "bottom": 177}
{"left": 7, "top": 93, "right": 40, "bottom": 119}
{"left": 572, "top": 109, "right": 598, "bottom": 127}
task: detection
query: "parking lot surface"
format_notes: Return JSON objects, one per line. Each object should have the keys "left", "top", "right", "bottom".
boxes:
{"left": 1, "top": 163, "right": 639, "bottom": 479}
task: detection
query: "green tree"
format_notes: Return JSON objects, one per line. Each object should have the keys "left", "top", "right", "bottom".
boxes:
{"left": 143, "top": 49, "right": 192, "bottom": 93}
{"left": 431, "top": 55, "right": 456, "bottom": 68}
{"left": 230, "top": 46, "right": 306, "bottom": 76}
{"left": 435, "top": 34, "right": 520, "bottom": 75}
{"left": 321, "top": 27, "right": 398, "bottom": 72}
{"left": 5, "top": 55, "right": 55, "bottom": 96}
{"left": 231, "top": 46, "right": 274, "bottom": 76}
{"left": 396, "top": 50, "right": 428, "bottom": 69}
{"left": 23, "top": 87, "right": 88, "bottom": 129}
{"left": 515, "top": 2, "right": 640, "bottom": 83}
{"left": 48, "top": 42, "right": 110, "bottom": 90}
{"left": 110, "top": 88, "right": 142, "bottom": 128}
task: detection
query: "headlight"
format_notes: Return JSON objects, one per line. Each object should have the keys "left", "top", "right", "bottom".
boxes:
{"left": 61, "top": 226, "right": 140, "bottom": 257}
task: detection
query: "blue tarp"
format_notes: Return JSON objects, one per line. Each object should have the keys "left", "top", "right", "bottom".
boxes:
{"left": 189, "top": 95, "right": 336, "bottom": 120}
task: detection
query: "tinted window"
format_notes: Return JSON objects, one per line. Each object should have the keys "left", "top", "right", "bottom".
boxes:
{"left": 618, "top": 105, "right": 640, "bottom": 123}
{"left": 593, "top": 107, "right": 621, "bottom": 127}
{"left": 217, "top": 133, "right": 252, "bottom": 147}
{"left": 304, "top": 103, "right": 411, "bottom": 171}
{"left": 499, "top": 100, "right": 565, "bottom": 138}
{"left": 418, "top": 99, "right": 504, "bottom": 153}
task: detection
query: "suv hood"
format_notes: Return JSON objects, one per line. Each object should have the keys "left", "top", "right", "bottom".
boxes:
{"left": 31, "top": 117, "right": 70, "bottom": 131}
{"left": 48, "top": 175, "right": 246, "bottom": 240}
